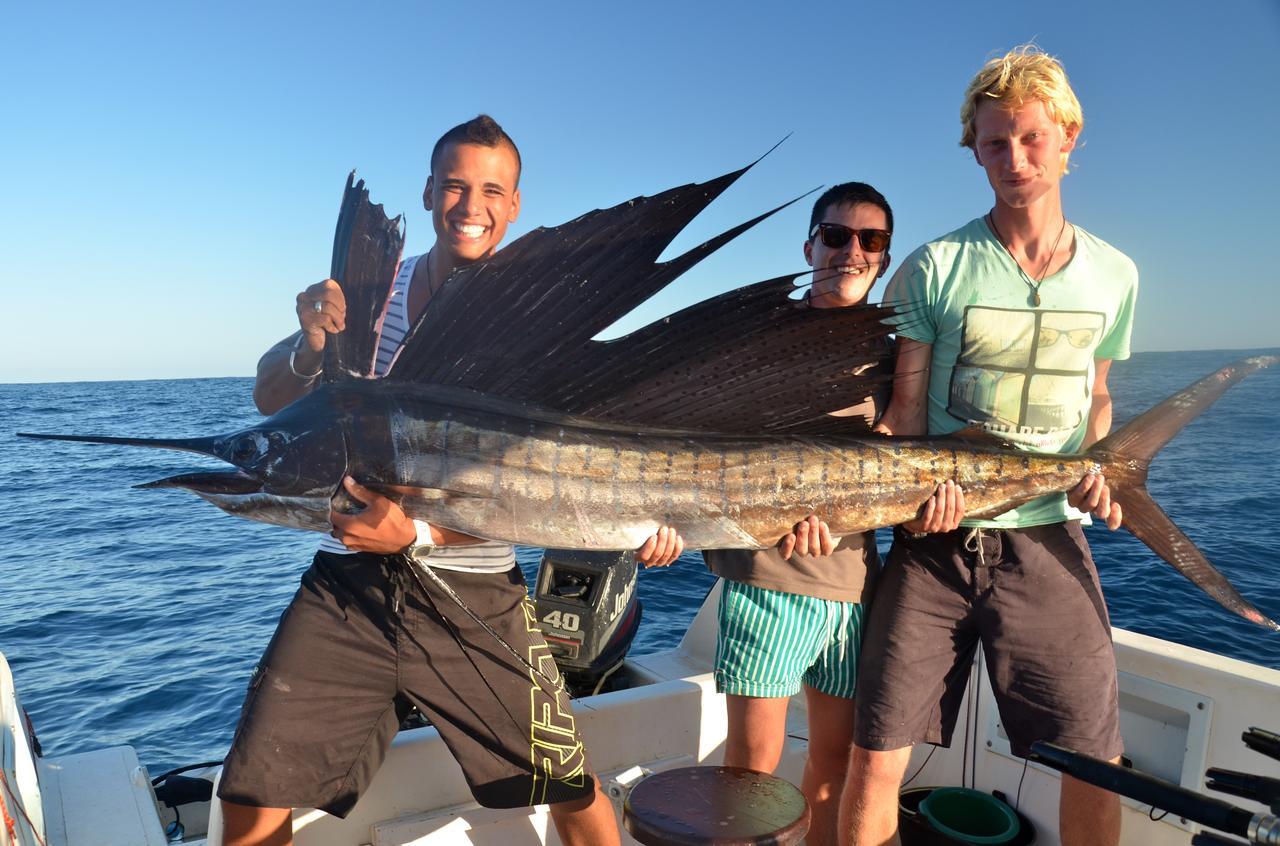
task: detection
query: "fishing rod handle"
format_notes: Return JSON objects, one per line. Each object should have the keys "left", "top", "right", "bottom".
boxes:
{"left": 1245, "top": 728, "right": 1280, "bottom": 764}
{"left": 1192, "top": 831, "right": 1249, "bottom": 846}
{"left": 1192, "top": 812, "right": 1280, "bottom": 846}
{"left": 1206, "top": 768, "right": 1280, "bottom": 808}
{"left": 1029, "top": 741, "right": 1254, "bottom": 836}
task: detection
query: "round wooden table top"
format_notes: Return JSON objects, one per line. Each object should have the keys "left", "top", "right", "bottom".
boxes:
{"left": 623, "top": 765, "right": 811, "bottom": 846}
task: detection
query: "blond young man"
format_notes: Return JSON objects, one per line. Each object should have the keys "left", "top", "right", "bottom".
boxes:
{"left": 839, "top": 47, "right": 1136, "bottom": 846}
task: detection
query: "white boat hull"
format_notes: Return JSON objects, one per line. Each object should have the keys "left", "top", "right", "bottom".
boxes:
{"left": 5, "top": 581, "right": 1278, "bottom": 845}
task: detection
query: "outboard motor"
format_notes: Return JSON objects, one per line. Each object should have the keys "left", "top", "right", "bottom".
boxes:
{"left": 533, "top": 550, "right": 642, "bottom": 697}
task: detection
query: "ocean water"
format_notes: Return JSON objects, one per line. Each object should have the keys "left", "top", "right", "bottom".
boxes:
{"left": 1, "top": 348, "right": 1277, "bottom": 773}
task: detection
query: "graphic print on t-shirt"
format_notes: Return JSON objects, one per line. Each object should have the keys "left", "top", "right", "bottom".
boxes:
{"left": 947, "top": 306, "right": 1107, "bottom": 451}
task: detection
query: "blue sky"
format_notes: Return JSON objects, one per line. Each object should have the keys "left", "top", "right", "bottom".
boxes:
{"left": 3, "top": 1, "right": 1277, "bottom": 382}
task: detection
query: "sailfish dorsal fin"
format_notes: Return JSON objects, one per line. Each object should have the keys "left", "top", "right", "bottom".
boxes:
{"left": 328, "top": 159, "right": 897, "bottom": 435}
{"left": 384, "top": 160, "right": 791, "bottom": 389}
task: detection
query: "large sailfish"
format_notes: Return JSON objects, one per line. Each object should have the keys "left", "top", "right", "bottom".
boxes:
{"left": 20, "top": 164, "right": 1279, "bottom": 631}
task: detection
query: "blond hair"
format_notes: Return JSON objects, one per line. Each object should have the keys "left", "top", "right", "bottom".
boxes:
{"left": 959, "top": 45, "right": 1083, "bottom": 173}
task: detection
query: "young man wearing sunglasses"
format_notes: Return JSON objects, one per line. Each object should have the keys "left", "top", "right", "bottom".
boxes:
{"left": 694, "top": 182, "right": 961, "bottom": 846}
{"left": 839, "top": 46, "right": 1137, "bottom": 846}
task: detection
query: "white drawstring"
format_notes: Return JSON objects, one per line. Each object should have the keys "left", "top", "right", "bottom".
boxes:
{"left": 963, "top": 527, "right": 986, "bottom": 567}
{"left": 820, "top": 598, "right": 852, "bottom": 667}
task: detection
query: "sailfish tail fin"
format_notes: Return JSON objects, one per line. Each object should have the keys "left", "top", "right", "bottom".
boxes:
{"left": 1090, "top": 355, "right": 1279, "bottom": 631}
{"left": 1118, "top": 487, "right": 1277, "bottom": 631}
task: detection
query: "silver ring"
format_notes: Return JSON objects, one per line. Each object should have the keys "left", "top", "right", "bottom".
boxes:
{"left": 312, "top": 300, "right": 324, "bottom": 313}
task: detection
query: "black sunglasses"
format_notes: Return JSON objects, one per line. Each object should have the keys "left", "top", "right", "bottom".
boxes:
{"left": 809, "top": 222, "right": 891, "bottom": 253}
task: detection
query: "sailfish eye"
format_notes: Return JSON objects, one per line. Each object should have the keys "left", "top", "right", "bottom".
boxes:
{"left": 230, "top": 435, "right": 261, "bottom": 463}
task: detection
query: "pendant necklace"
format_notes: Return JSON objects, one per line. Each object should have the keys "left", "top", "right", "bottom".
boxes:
{"left": 986, "top": 211, "right": 1068, "bottom": 307}
{"left": 423, "top": 248, "right": 440, "bottom": 300}
{"left": 411, "top": 249, "right": 441, "bottom": 322}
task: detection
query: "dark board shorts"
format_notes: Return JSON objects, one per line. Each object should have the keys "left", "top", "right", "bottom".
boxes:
{"left": 217, "top": 551, "right": 595, "bottom": 818}
{"left": 854, "top": 522, "right": 1123, "bottom": 760}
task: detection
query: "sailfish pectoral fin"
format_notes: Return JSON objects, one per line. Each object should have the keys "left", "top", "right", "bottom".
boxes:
{"left": 329, "top": 479, "right": 463, "bottom": 519}
{"left": 364, "top": 485, "right": 507, "bottom": 542}
{"left": 1116, "top": 487, "right": 1278, "bottom": 631}
{"left": 329, "top": 482, "right": 368, "bottom": 517}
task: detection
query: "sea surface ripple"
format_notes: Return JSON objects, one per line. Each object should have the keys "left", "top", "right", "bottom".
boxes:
{"left": 0, "top": 348, "right": 1276, "bottom": 772}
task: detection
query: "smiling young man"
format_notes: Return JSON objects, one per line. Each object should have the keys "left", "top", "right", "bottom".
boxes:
{"left": 838, "top": 47, "right": 1137, "bottom": 846}
{"left": 220, "top": 115, "right": 622, "bottom": 846}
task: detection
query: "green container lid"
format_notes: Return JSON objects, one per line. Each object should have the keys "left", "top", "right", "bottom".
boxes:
{"left": 918, "top": 787, "right": 1021, "bottom": 845}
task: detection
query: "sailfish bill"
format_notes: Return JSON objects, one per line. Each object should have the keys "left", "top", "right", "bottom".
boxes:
{"left": 15, "top": 432, "right": 220, "bottom": 455}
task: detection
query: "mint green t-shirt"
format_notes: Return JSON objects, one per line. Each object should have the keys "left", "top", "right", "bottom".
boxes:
{"left": 885, "top": 216, "right": 1139, "bottom": 528}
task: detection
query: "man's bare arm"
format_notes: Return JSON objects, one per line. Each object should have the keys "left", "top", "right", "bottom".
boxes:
{"left": 1082, "top": 358, "right": 1114, "bottom": 449}
{"left": 254, "top": 332, "right": 316, "bottom": 415}
{"left": 873, "top": 338, "right": 932, "bottom": 437}
{"left": 253, "top": 280, "right": 346, "bottom": 415}
{"left": 874, "top": 339, "right": 966, "bottom": 533}
{"left": 1068, "top": 359, "right": 1123, "bottom": 529}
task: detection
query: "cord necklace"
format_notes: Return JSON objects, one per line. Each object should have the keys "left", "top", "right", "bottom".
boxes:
{"left": 986, "top": 211, "right": 1069, "bottom": 307}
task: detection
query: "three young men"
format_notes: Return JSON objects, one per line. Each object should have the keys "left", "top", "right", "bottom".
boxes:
{"left": 219, "top": 116, "right": 622, "bottom": 846}
{"left": 840, "top": 46, "right": 1135, "bottom": 846}
{"left": 224, "top": 43, "right": 1136, "bottom": 846}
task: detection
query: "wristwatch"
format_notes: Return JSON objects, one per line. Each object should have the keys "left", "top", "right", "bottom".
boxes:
{"left": 402, "top": 519, "right": 437, "bottom": 561}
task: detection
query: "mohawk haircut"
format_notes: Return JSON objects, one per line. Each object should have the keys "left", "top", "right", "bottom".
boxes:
{"left": 430, "top": 114, "right": 523, "bottom": 184}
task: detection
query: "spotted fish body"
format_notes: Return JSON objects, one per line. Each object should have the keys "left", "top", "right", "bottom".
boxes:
{"left": 346, "top": 381, "right": 1086, "bottom": 550}
{"left": 21, "top": 356, "right": 1280, "bottom": 629}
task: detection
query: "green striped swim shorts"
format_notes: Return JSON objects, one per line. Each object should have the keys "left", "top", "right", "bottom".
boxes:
{"left": 714, "top": 579, "right": 865, "bottom": 700}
